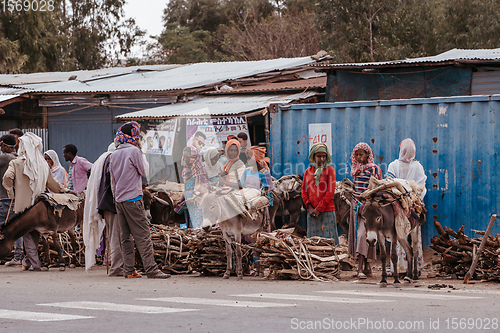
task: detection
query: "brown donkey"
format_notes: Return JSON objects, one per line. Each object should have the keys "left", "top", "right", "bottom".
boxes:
{"left": 0, "top": 194, "right": 83, "bottom": 270}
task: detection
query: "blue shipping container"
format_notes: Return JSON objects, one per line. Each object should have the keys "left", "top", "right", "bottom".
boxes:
{"left": 270, "top": 95, "right": 499, "bottom": 247}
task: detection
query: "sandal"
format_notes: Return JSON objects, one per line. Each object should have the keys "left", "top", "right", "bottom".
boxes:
{"left": 125, "top": 270, "right": 142, "bottom": 279}
{"left": 356, "top": 272, "right": 367, "bottom": 279}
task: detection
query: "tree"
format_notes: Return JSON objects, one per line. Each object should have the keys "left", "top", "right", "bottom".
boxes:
{"left": 159, "top": 0, "right": 317, "bottom": 62}
{"left": 218, "top": 11, "right": 321, "bottom": 60}
{"left": 0, "top": 0, "right": 143, "bottom": 72}
{"left": 0, "top": 1, "right": 72, "bottom": 72}
{"left": 156, "top": 23, "right": 212, "bottom": 64}
{"left": 0, "top": 36, "right": 27, "bottom": 74}
{"left": 439, "top": 0, "right": 500, "bottom": 51}
{"left": 67, "top": 0, "right": 144, "bottom": 69}
{"left": 315, "top": 0, "right": 442, "bottom": 62}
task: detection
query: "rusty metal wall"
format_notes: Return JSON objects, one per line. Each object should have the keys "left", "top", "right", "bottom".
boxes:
{"left": 270, "top": 95, "right": 499, "bottom": 247}
{"left": 327, "top": 67, "right": 472, "bottom": 102}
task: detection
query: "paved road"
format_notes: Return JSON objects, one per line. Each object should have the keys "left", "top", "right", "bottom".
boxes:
{"left": 1, "top": 265, "right": 499, "bottom": 332}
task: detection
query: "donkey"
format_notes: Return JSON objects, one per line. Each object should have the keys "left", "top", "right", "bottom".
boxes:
{"left": 273, "top": 175, "right": 304, "bottom": 228}
{"left": 0, "top": 194, "right": 83, "bottom": 270}
{"left": 359, "top": 196, "right": 420, "bottom": 287}
{"left": 199, "top": 191, "right": 266, "bottom": 279}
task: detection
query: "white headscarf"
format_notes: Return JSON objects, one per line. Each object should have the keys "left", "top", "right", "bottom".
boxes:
{"left": 19, "top": 132, "right": 50, "bottom": 204}
{"left": 44, "top": 149, "right": 62, "bottom": 168}
{"left": 202, "top": 146, "right": 222, "bottom": 179}
{"left": 399, "top": 138, "right": 416, "bottom": 163}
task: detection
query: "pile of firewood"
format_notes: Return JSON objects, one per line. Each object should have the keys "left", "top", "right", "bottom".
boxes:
{"left": 31, "top": 225, "right": 349, "bottom": 281}
{"left": 251, "top": 229, "right": 350, "bottom": 281}
{"left": 146, "top": 225, "right": 252, "bottom": 276}
{"left": 144, "top": 225, "right": 350, "bottom": 280}
{"left": 431, "top": 221, "right": 500, "bottom": 281}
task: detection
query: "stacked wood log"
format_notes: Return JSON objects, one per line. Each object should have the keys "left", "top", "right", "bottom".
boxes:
{"left": 431, "top": 221, "right": 500, "bottom": 281}
{"left": 37, "top": 229, "right": 87, "bottom": 267}
{"left": 144, "top": 225, "right": 252, "bottom": 276}
{"left": 251, "top": 229, "right": 351, "bottom": 281}
{"left": 31, "top": 225, "right": 350, "bottom": 281}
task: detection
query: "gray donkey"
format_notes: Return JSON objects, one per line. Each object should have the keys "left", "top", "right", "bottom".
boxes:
{"left": 199, "top": 191, "right": 267, "bottom": 279}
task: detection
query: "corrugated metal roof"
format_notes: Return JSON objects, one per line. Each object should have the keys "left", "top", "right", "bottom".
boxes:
{"left": 313, "top": 48, "right": 500, "bottom": 69}
{"left": 0, "top": 64, "right": 180, "bottom": 85}
{"left": 204, "top": 77, "right": 326, "bottom": 95}
{"left": 8, "top": 57, "right": 316, "bottom": 93}
{"left": 117, "top": 92, "right": 318, "bottom": 119}
{"left": 0, "top": 94, "right": 20, "bottom": 103}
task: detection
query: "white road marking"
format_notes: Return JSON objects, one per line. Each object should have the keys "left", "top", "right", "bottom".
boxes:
{"left": 233, "top": 293, "right": 394, "bottom": 304}
{"left": 38, "top": 301, "right": 197, "bottom": 314}
{"left": 320, "top": 290, "right": 483, "bottom": 300}
{"left": 0, "top": 309, "right": 92, "bottom": 322}
{"left": 140, "top": 297, "right": 296, "bottom": 308}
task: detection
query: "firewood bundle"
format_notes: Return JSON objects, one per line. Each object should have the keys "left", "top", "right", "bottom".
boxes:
{"left": 37, "top": 230, "right": 86, "bottom": 267}
{"left": 251, "top": 229, "right": 350, "bottom": 281}
{"left": 145, "top": 225, "right": 252, "bottom": 276}
{"left": 431, "top": 221, "right": 500, "bottom": 281}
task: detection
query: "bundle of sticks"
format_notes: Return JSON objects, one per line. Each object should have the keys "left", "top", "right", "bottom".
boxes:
{"left": 143, "top": 225, "right": 350, "bottom": 280}
{"left": 361, "top": 176, "right": 425, "bottom": 214}
{"left": 251, "top": 229, "right": 351, "bottom": 281}
{"left": 146, "top": 225, "right": 252, "bottom": 276}
{"left": 431, "top": 220, "right": 500, "bottom": 281}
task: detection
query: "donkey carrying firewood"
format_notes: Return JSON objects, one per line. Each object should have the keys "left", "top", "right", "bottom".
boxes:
{"left": 199, "top": 188, "right": 269, "bottom": 279}
{"left": 358, "top": 180, "right": 425, "bottom": 287}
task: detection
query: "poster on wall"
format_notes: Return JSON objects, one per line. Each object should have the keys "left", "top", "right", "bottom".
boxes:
{"left": 141, "top": 119, "right": 177, "bottom": 156}
{"left": 186, "top": 116, "right": 251, "bottom": 150}
{"left": 308, "top": 123, "right": 332, "bottom": 153}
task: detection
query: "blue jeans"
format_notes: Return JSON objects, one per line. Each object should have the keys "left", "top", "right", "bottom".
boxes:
{"left": 0, "top": 199, "right": 23, "bottom": 260}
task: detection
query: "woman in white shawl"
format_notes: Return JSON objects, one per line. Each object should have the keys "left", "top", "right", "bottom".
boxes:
{"left": 202, "top": 146, "right": 223, "bottom": 184}
{"left": 386, "top": 138, "right": 427, "bottom": 278}
{"left": 44, "top": 149, "right": 69, "bottom": 188}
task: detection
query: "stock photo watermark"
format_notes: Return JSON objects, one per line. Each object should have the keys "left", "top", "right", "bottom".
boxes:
{"left": 290, "top": 317, "right": 499, "bottom": 331}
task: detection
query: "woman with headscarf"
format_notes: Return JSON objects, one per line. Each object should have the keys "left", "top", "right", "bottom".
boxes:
{"left": 201, "top": 146, "right": 223, "bottom": 184}
{"left": 386, "top": 138, "right": 427, "bottom": 277}
{"left": 219, "top": 139, "right": 245, "bottom": 189}
{"left": 3, "top": 132, "right": 71, "bottom": 271}
{"left": 301, "top": 143, "right": 338, "bottom": 242}
{"left": 181, "top": 145, "right": 210, "bottom": 229}
{"left": 240, "top": 147, "right": 273, "bottom": 190}
{"left": 44, "top": 149, "right": 69, "bottom": 188}
{"left": 350, "top": 142, "right": 382, "bottom": 279}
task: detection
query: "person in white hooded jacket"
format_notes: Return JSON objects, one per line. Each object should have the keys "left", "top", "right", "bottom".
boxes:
{"left": 386, "top": 138, "right": 427, "bottom": 278}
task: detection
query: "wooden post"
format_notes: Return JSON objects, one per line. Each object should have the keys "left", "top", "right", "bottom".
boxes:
{"left": 464, "top": 214, "right": 497, "bottom": 284}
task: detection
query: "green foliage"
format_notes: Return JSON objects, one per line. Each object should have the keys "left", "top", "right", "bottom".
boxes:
{"left": 440, "top": 0, "right": 500, "bottom": 50}
{"left": 157, "top": 23, "right": 212, "bottom": 64}
{"left": 0, "top": 0, "right": 143, "bottom": 72}
{"left": 0, "top": 36, "right": 27, "bottom": 73}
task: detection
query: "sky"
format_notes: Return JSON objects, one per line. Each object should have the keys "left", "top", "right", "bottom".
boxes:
{"left": 123, "top": 0, "right": 169, "bottom": 39}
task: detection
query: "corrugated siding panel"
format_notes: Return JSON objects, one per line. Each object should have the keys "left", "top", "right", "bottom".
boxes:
{"left": 270, "top": 95, "right": 499, "bottom": 247}
{"left": 47, "top": 105, "right": 155, "bottom": 163}
{"left": 0, "top": 128, "right": 48, "bottom": 152}
{"left": 472, "top": 71, "right": 500, "bottom": 95}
